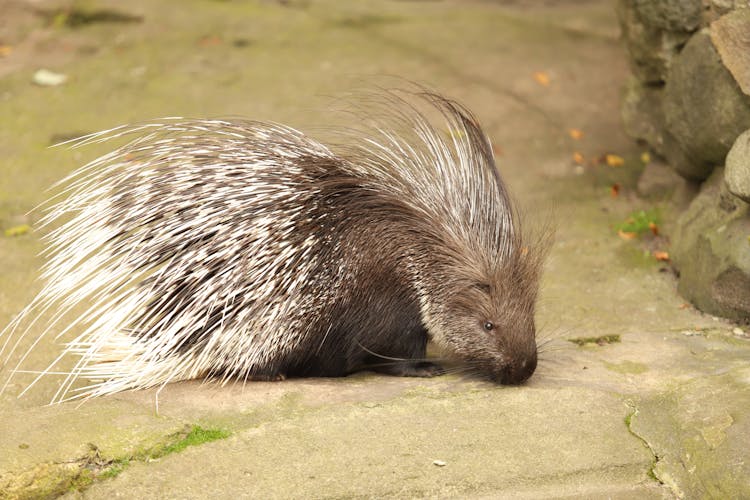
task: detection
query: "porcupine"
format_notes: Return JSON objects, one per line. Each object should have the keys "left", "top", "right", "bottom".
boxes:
{"left": 0, "top": 90, "right": 547, "bottom": 403}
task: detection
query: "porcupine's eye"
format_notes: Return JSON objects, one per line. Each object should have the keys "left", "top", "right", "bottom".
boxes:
{"left": 483, "top": 321, "right": 494, "bottom": 332}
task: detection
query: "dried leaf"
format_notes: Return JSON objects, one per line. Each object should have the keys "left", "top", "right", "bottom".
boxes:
{"left": 198, "top": 35, "right": 222, "bottom": 46}
{"left": 640, "top": 152, "right": 651, "bottom": 164}
{"left": 618, "top": 229, "right": 637, "bottom": 240}
{"left": 610, "top": 183, "right": 620, "bottom": 198}
{"left": 568, "top": 128, "right": 584, "bottom": 140}
{"left": 653, "top": 251, "right": 670, "bottom": 261}
{"left": 648, "top": 221, "right": 659, "bottom": 236}
{"left": 572, "top": 152, "right": 584, "bottom": 165}
{"left": 0, "top": 45, "right": 12, "bottom": 58}
{"left": 533, "top": 71, "right": 550, "bottom": 86}
{"left": 605, "top": 154, "right": 625, "bottom": 167}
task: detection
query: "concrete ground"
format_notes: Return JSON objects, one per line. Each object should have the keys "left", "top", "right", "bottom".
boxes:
{"left": 0, "top": 0, "right": 748, "bottom": 498}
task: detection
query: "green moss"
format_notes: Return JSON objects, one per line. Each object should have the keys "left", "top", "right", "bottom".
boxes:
{"left": 604, "top": 360, "right": 649, "bottom": 374}
{"left": 567, "top": 334, "right": 621, "bottom": 346}
{"left": 42, "top": 2, "right": 143, "bottom": 29}
{"left": 331, "top": 14, "right": 401, "bottom": 29}
{"left": 69, "top": 468, "right": 94, "bottom": 491}
{"left": 98, "top": 458, "right": 129, "bottom": 479}
{"left": 624, "top": 406, "right": 661, "bottom": 485}
{"left": 617, "top": 209, "right": 660, "bottom": 236}
{"left": 4, "top": 425, "right": 232, "bottom": 497}
{"left": 152, "top": 425, "right": 231, "bottom": 458}
{"left": 77, "top": 425, "right": 230, "bottom": 488}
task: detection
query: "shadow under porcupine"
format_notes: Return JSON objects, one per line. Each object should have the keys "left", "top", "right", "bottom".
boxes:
{"left": 0, "top": 89, "right": 548, "bottom": 404}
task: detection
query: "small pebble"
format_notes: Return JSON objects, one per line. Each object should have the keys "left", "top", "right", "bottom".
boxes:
{"left": 32, "top": 69, "right": 68, "bottom": 87}
{"left": 733, "top": 327, "right": 746, "bottom": 338}
{"left": 433, "top": 460, "right": 447, "bottom": 467}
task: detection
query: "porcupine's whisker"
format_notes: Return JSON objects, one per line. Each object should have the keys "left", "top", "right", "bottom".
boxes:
{"left": 355, "top": 341, "right": 409, "bottom": 362}
{"left": 536, "top": 337, "right": 572, "bottom": 352}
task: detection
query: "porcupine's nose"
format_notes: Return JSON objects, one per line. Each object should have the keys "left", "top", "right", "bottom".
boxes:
{"left": 497, "top": 349, "right": 537, "bottom": 385}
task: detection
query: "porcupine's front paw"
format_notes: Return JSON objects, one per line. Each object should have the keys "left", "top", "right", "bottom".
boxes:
{"left": 376, "top": 361, "right": 445, "bottom": 378}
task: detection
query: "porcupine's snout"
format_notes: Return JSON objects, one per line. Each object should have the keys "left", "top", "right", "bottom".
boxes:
{"left": 490, "top": 330, "right": 537, "bottom": 385}
{"left": 494, "top": 348, "right": 537, "bottom": 385}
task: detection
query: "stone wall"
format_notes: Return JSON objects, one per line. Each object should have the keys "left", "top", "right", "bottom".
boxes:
{"left": 618, "top": 0, "right": 750, "bottom": 323}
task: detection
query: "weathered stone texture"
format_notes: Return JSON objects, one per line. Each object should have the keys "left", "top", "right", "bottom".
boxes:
{"left": 621, "top": 77, "right": 666, "bottom": 153}
{"left": 711, "top": 9, "right": 750, "bottom": 97}
{"left": 663, "top": 32, "right": 750, "bottom": 180}
{"left": 672, "top": 168, "right": 750, "bottom": 323}
{"left": 617, "top": 0, "right": 691, "bottom": 83}
{"left": 710, "top": 0, "right": 750, "bottom": 16}
{"left": 636, "top": 159, "right": 688, "bottom": 200}
{"left": 725, "top": 129, "right": 750, "bottom": 203}
{"left": 633, "top": 0, "right": 703, "bottom": 32}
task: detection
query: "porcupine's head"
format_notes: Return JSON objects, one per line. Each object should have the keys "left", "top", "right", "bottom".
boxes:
{"left": 418, "top": 237, "right": 545, "bottom": 385}
{"left": 348, "top": 89, "right": 548, "bottom": 384}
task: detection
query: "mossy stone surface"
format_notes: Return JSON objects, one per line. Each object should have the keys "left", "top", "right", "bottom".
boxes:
{"left": 672, "top": 168, "right": 750, "bottom": 322}
{"left": 725, "top": 128, "right": 750, "bottom": 203}
{"left": 633, "top": 0, "right": 703, "bottom": 32}
{"left": 663, "top": 32, "right": 750, "bottom": 179}
{"left": 630, "top": 366, "right": 750, "bottom": 499}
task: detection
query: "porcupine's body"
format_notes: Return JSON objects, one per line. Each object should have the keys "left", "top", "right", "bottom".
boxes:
{"left": 1, "top": 91, "right": 546, "bottom": 403}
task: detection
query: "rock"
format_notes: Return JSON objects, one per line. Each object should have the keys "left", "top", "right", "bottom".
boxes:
{"left": 672, "top": 168, "right": 750, "bottom": 323}
{"left": 663, "top": 31, "right": 750, "bottom": 179}
{"left": 661, "top": 129, "right": 711, "bottom": 181}
{"left": 636, "top": 159, "right": 688, "bottom": 200}
{"left": 621, "top": 77, "right": 666, "bottom": 154}
{"left": 725, "top": 129, "right": 750, "bottom": 203}
{"left": 710, "top": 0, "right": 735, "bottom": 15}
{"left": 711, "top": 9, "right": 750, "bottom": 97}
{"left": 710, "top": 0, "right": 750, "bottom": 16}
{"left": 617, "top": 0, "right": 691, "bottom": 83}
{"left": 32, "top": 69, "right": 67, "bottom": 87}
{"left": 633, "top": 0, "right": 703, "bottom": 32}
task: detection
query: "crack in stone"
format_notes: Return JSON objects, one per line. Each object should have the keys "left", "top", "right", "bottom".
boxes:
{"left": 624, "top": 401, "right": 667, "bottom": 489}
{"left": 0, "top": 424, "right": 230, "bottom": 499}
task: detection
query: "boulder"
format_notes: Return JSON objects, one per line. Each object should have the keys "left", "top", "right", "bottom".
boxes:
{"left": 621, "top": 77, "right": 666, "bottom": 154}
{"left": 663, "top": 31, "right": 750, "bottom": 179}
{"left": 661, "top": 129, "right": 711, "bottom": 181}
{"left": 710, "top": 0, "right": 750, "bottom": 16}
{"left": 633, "top": 0, "right": 703, "bottom": 32}
{"left": 725, "top": 129, "right": 750, "bottom": 203}
{"left": 617, "top": 0, "right": 691, "bottom": 83}
{"left": 711, "top": 9, "right": 750, "bottom": 97}
{"left": 672, "top": 168, "right": 750, "bottom": 323}
{"left": 636, "top": 159, "right": 688, "bottom": 200}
